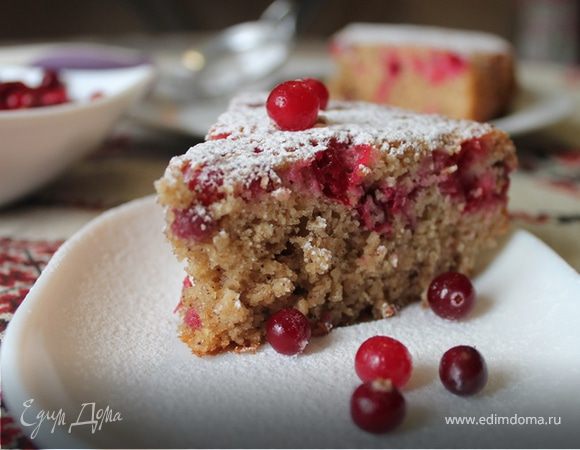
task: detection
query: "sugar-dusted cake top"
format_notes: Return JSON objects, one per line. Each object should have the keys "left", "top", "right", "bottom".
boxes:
{"left": 164, "top": 93, "right": 494, "bottom": 188}
{"left": 332, "top": 23, "right": 512, "bottom": 55}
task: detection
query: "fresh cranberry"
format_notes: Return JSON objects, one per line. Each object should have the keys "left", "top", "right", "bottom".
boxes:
{"left": 37, "top": 86, "right": 68, "bottom": 106}
{"left": 439, "top": 345, "right": 488, "bottom": 396}
{"left": 4, "top": 89, "right": 35, "bottom": 109}
{"left": 171, "top": 206, "right": 216, "bottom": 241}
{"left": 266, "top": 80, "right": 320, "bottom": 131}
{"left": 0, "top": 72, "right": 70, "bottom": 111}
{"left": 302, "top": 78, "right": 329, "bottom": 109}
{"left": 266, "top": 308, "right": 311, "bottom": 355}
{"left": 0, "top": 81, "right": 27, "bottom": 96}
{"left": 350, "top": 379, "right": 406, "bottom": 433}
{"left": 428, "top": 272, "right": 475, "bottom": 320}
{"left": 40, "top": 70, "right": 62, "bottom": 89}
{"left": 0, "top": 82, "right": 28, "bottom": 109}
{"left": 355, "top": 336, "right": 413, "bottom": 388}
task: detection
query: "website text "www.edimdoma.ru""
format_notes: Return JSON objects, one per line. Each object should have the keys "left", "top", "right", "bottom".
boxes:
{"left": 444, "top": 414, "right": 562, "bottom": 426}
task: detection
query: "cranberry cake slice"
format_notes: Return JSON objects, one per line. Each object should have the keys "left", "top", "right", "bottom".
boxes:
{"left": 329, "top": 24, "right": 516, "bottom": 121}
{"left": 156, "top": 94, "right": 517, "bottom": 355}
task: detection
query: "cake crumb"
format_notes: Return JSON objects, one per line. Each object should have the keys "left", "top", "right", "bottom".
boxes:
{"left": 272, "top": 277, "right": 294, "bottom": 298}
{"left": 303, "top": 240, "right": 333, "bottom": 275}
{"left": 307, "top": 216, "right": 327, "bottom": 232}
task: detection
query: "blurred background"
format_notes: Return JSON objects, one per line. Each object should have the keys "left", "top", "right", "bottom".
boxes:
{"left": 0, "top": 0, "right": 578, "bottom": 62}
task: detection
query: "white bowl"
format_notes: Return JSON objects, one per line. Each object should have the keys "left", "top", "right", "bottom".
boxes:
{"left": 0, "top": 64, "right": 154, "bottom": 206}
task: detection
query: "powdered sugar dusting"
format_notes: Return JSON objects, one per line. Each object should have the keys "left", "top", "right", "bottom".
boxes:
{"left": 333, "top": 23, "right": 512, "bottom": 55}
{"left": 165, "top": 93, "right": 494, "bottom": 190}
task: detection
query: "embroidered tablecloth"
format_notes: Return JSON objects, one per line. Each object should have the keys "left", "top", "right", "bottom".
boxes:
{"left": 0, "top": 59, "right": 579, "bottom": 449}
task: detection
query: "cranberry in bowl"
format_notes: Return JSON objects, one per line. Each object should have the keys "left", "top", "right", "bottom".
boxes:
{"left": 0, "top": 57, "right": 154, "bottom": 206}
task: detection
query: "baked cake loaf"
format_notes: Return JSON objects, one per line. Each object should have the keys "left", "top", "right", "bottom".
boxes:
{"left": 156, "top": 93, "right": 517, "bottom": 355}
{"left": 329, "top": 24, "right": 516, "bottom": 121}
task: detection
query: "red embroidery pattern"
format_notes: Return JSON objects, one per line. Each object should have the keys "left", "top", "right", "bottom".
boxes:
{"left": 0, "top": 411, "right": 35, "bottom": 450}
{"left": 513, "top": 147, "right": 580, "bottom": 225}
{"left": 0, "top": 238, "right": 62, "bottom": 449}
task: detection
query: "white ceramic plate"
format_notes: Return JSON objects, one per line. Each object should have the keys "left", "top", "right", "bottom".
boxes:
{"left": 2, "top": 196, "right": 579, "bottom": 448}
{"left": 131, "top": 57, "right": 574, "bottom": 138}
{"left": 0, "top": 44, "right": 154, "bottom": 206}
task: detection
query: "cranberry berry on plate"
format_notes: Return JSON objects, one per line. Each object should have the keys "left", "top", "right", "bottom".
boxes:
{"left": 439, "top": 345, "right": 488, "bottom": 396}
{"left": 355, "top": 335, "right": 413, "bottom": 388}
{"left": 351, "top": 379, "right": 406, "bottom": 433}
{"left": 428, "top": 271, "right": 476, "bottom": 320}
{"left": 266, "top": 308, "right": 312, "bottom": 355}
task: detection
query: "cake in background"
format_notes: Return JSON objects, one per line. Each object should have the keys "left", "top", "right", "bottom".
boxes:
{"left": 328, "top": 24, "right": 516, "bottom": 122}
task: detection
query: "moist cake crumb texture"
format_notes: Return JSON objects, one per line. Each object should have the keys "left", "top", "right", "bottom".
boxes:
{"left": 156, "top": 94, "right": 517, "bottom": 355}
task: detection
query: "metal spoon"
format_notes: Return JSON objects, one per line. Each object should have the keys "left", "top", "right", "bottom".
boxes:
{"left": 160, "top": 0, "right": 297, "bottom": 100}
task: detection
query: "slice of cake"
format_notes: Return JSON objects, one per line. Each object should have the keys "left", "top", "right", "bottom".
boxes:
{"left": 156, "top": 92, "right": 517, "bottom": 356}
{"left": 329, "top": 24, "right": 516, "bottom": 121}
